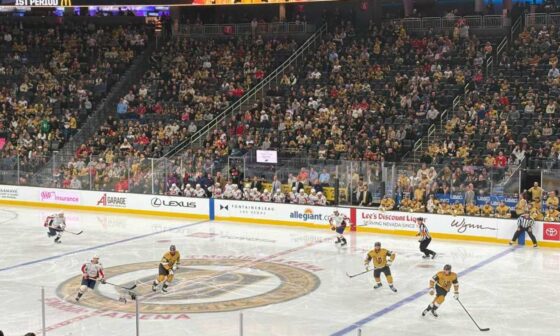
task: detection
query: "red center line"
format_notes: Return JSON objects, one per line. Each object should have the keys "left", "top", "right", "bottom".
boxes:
{"left": 38, "top": 236, "right": 331, "bottom": 333}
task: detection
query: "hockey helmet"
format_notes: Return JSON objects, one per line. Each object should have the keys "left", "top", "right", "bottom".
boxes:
{"left": 443, "top": 264, "right": 452, "bottom": 272}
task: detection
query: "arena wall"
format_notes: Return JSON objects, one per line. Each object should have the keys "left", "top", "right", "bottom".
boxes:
{"left": 1, "top": 185, "right": 559, "bottom": 248}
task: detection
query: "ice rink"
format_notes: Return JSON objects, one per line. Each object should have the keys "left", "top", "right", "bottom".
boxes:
{"left": 1, "top": 205, "right": 560, "bottom": 336}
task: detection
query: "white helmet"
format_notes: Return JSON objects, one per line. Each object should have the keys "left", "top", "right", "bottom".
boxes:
{"left": 311, "top": 189, "right": 316, "bottom": 194}
{"left": 196, "top": 184, "right": 201, "bottom": 188}
{"left": 92, "top": 254, "right": 100, "bottom": 260}
{"left": 186, "top": 184, "right": 191, "bottom": 189}
{"left": 299, "top": 189, "right": 305, "bottom": 193}
{"left": 252, "top": 188, "right": 258, "bottom": 192}
{"left": 292, "top": 187, "right": 297, "bottom": 191}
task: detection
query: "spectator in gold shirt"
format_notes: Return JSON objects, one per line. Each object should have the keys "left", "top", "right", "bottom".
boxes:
{"left": 529, "top": 204, "right": 544, "bottom": 221}
{"left": 544, "top": 205, "right": 560, "bottom": 222}
{"left": 437, "top": 200, "right": 452, "bottom": 215}
{"left": 379, "top": 196, "right": 395, "bottom": 211}
{"left": 495, "top": 202, "right": 512, "bottom": 218}
{"left": 414, "top": 186, "right": 425, "bottom": 203}
{"left": 515, "top": 194, "right": 529, "bottom": 217}
{"left": 529, "top": 182, "right": 544, "bottom": 202}
{"left": 481, "top": 202, "right": 495, "bottom": 217}
{"left": 465, "top": 202, "right": 480, "bottom": 216}
{"left": 546, "top": 191, "right": 559, "bottom": 210}
{"left": 451, "top": 201, "right": 464, "bottom": 216}
{"left": 399, "top": 195, "right": 413, "bottom": 212}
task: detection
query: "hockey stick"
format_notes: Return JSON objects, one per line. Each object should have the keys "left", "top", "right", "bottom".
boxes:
{"left": 456, "top": 298, "right": 490, "bottom": 332}
{"left": 346, "top": 269, "right": 370, "bottom": 278}
{"left": 104, "top": 281, "right": 137, "bottom": 291}
{"left": 64, "top": 230, "right": 83, "bottom": 235}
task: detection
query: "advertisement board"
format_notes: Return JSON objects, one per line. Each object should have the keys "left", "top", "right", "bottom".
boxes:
{"left": 0, "top": 186, "right": 19, "bottom": 200}
{"left": 543, "top": 223, "right": 560, "bottom": 241}
{"left": 39, "top": 189, "right": 80, "bottom": 205}
{"left": 80, "top": 191, "right": 209, "bottom": 217}
{"left": 214, "top": 199, "right": 349, "bottom": 226}
{"left": 356, "top": 209, "right": 502, "bottom": 238}
{"left": 0, "top": 184, "right": 559, "bottom": 247}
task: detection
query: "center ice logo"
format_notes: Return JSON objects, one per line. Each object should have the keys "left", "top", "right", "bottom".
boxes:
{"left": 289, "top": 208, "right": 323, "bottom": 222}
{"left": 56, "top": 258, "right": 320, "bottom": 314}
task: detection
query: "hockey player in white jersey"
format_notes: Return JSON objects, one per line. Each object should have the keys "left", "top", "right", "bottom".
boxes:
{"left": 316, "top": 191, "right": 327, "bottom": 206}
{"left": 224, "top": 181, "right": 234, "bottom": 194}
{"left": 194, "top": 184, "right": 206, "bottom": 197}
{"left": 273, "top": 190, "right": 286, "bottom": 203}
{"left": 223, "top": 184, "right": 234, "bottom": 199}
{"left": 329, "top": 210, "right": 351, "bottom": 246}
{"left": 296, "top": 189, "right": 308, "bottom": 205}
{"left": 183, "top": 184, "right": 194, "bottom": 197}
{"left": 76, "top": 255, "right": 106, "bottom": 301}
{"left": 243, "top": 187, "right": 251, "bottom": 200}
{"left": 288, "top": 187, "right": 297, "bottom": 204}
{"left": 308, "top": 189, "right": 319, "bottom": 205}
{"left": 233, "top": 185, "right": 243, "bottom": 200}
{"left": 250, "top": 188, "right": 261, "bottom": 201}
{"left": 44, "top": 211, "right": 66, "bottom": 244}
{"left": 168, "top": 183, "right": 181, "bottom": 196}
{"left": 209, "top": 183, "right": 222, "bottom": 198}
{"left": 261, "top": 189, "right": 272, "bottom": 202}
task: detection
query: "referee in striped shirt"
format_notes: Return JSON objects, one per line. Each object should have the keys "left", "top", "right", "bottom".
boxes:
{"left": 509, "top": 211, "right": 538, "bottom": 247}
{"left": 416, "top": 217, "right": 437, "bottom": 259}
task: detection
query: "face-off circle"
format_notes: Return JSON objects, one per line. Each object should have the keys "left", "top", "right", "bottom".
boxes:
{"left": 57, "top": 258, "right": 320, "bottom": 314}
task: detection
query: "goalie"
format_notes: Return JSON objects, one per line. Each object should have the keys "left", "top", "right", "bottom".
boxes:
{"left": 44, "top": 211, "right": 66, "bottom": 244}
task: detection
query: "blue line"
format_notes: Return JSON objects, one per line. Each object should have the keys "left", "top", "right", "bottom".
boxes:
{"left": 0, "top": 219, "right": 208, "bottom": 273}
{"left": 331, "top": 246, "right": 519, "bottom": 336}
{"left": 209, "top": 198, "right": 215, "bottom": 221}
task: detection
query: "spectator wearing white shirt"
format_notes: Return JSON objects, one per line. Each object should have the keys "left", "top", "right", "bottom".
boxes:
{"left": 545, "top": 100, "right": 556, "bottom": 114}
{"left": 427, "top": 106, "right": 439, "bottom": 120}
{"left": 548, "top": 66, "right": 559, "bottom": 79}
{"left": 524, "top": 101, "right": 535, "bottom": 114}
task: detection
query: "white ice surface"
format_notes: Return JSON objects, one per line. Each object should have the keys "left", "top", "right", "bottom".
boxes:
{"left": 0, "top": 206, "right": 559, "bottom": 336}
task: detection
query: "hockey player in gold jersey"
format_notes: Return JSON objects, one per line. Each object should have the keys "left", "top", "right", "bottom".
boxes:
{"left": 152, "top": 245, "right": 181, "bottom": 293}
{"left": 364, "top": 242, "right": 397, "bottom": 292}
{"left": 422, "top": 264, "right": 459, "bottom": 317}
